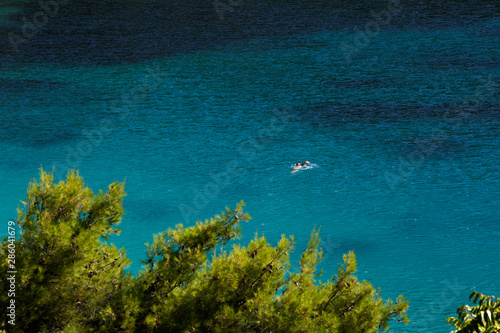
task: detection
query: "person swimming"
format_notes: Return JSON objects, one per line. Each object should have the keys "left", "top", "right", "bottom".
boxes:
{"left": 291, "top": 161, "right": 310, "bottom": 173}
{"left": 295, "top": 161, "right": 310, "bottom": 168}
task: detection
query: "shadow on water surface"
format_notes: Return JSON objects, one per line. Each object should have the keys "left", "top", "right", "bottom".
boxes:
{"left": 0, "top": 76, "right": 115, "bottom": 147}
{"left": 293, "top": 100, "right": 500, "bottom": 160}
{"left": 0, "top": 0, "right": 498, "bottom": 65}
{"left": 0, "top": 78, "right": 69, "bottom": 91}
{"left": 0, "top": 113, "right": 81, "bottom": 148}
{"left": 298, "top": 100, "right": 500, "bottom": 122}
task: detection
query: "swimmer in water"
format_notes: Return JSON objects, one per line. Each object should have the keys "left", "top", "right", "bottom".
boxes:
{"left": 291, "top": 161, "right": 310, "bottom": 173}
{"left": 294, "top": 161, "right": 310, "bottom": 167}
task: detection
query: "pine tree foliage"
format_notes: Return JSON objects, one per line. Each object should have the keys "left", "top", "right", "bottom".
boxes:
{"left": 0, "top": 169, "right": 129, "bottom": 332}
{"left": 447, "top": 291, "right": 500, "bottom": 333}
{"left": 0, "top": 169, "right": 409, "bottom": 332}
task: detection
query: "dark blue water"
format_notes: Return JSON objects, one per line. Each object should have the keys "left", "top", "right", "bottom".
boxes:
{"left": 1, "top": 0, "right": 499, "bottom": 331}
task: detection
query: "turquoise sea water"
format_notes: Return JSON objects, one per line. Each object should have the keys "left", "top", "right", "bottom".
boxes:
{"left": 1, "top": 0, "right": 499, "bottom": 331}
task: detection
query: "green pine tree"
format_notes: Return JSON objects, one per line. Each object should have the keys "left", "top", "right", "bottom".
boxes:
{"left": 1, "top": 169, "right": 409, "bottom": 332}
{"left": 0, "top": 169, "right": 130, "bottom": 332}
